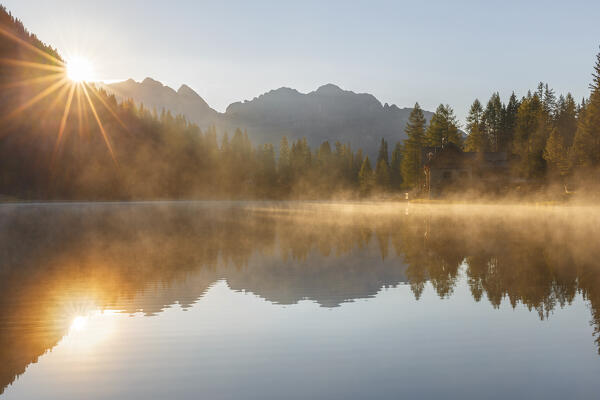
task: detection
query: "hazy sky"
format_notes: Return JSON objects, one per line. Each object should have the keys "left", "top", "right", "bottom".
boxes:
{"left": 4, "top": 0, "right": 600, "bottom": 123}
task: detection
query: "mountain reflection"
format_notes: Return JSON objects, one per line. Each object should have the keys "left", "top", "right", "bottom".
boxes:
{"left": 0, "top": 202, "right": 599, "bottom": 394}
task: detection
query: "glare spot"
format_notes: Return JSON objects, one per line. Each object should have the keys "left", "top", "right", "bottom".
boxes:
{"left": 66, "top": 57, "right": 94, "bottom": 82}
{"left": 70, "top": 315, "right": 87, "bottom": 331}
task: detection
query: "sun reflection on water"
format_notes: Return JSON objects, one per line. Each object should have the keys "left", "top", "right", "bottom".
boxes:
{"left": 70, "top": 315, "right": 87, "bottom": 332}
{"left": 62, "top": 310, "right": 120, "bottom": 353}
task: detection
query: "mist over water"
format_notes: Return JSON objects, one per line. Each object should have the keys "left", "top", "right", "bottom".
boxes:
{"left": 1, "top": 201, "right": 600, "bottom": 399}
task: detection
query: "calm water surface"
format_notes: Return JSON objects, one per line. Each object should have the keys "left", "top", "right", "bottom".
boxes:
{"left": 1, "top": 202, "right": 599, "bottom": 399}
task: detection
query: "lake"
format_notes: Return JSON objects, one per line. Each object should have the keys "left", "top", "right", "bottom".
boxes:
{"left": 1, "top": 201, "right": 599, "bottom": 399}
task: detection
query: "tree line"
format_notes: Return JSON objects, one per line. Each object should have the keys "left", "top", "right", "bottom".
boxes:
{"left": 2, "top": 6, "right": 600, "bottom": 199}
{"left": 400, "top": 50, "right": 600, "bottom": 193}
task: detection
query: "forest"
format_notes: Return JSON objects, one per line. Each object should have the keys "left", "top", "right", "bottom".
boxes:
{"left": 1, "top": 5, "right": 600, "bottom": 200}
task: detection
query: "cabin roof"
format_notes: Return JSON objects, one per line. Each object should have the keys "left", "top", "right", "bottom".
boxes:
{"left": 423, "top": 143, "right": 509, "bottom": 170}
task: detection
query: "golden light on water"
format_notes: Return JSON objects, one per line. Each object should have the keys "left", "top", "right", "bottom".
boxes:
{"left": 70, "top": 316, "right": 88, "bottom": 332}
{"left": 63, "top": 310, "right": 119, "bottom": 354}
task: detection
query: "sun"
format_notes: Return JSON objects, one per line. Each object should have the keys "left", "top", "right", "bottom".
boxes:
{"left": 66, "top": 57, "right": 94, "bottom": 82}
{"left": 0, "top": 25, "right": 120, "bottom": 163}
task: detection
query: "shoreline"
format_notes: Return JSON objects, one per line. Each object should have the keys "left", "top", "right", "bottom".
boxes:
{"left": 0, "top": 198, "right": 596, "bottom": 209}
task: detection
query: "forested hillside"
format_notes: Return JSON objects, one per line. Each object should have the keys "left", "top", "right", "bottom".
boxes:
{"left": 0, "top": 7, "right": 373, "bottom": 200}
{"left": 1, "top": 5, "right": 599, "bottom": 201}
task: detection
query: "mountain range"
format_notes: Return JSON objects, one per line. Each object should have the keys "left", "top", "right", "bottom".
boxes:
{"left": 104, "top": 78, "right": 433, "bottom": 157}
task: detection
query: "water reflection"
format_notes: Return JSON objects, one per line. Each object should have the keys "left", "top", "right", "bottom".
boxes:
{"left": 0, "top": 202, "right": 599, "bottom": 397}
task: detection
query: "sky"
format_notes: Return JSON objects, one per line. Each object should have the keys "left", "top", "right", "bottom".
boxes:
{"left": 3, "top": 0, "right": 600, "bottom": 123}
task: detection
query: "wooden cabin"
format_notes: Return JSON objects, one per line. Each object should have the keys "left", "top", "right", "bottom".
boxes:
{"left": 422, "top": 143, "right": 511, "bottom": 198}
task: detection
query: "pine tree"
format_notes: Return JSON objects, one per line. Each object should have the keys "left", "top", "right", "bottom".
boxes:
{"left": 375, "top": 159, "right": 390, "bottom": 189}
{"left": 513, "top": 94, "right": 550, "bottom": 178}
{"left": 555, "top": 93, "right": 577, "bottom": 146}
{"left": 544, "top": 128, "right": 570, "bottom": 177}
{"left": 335, "top": 142, "right": 354, "bottom": 186}
{"left": 571, "top": 48, "right": 600, "bottom": 168}
{"left": 542, "top": 83, "right": 557, "bottom": 119}
{"left": 482, "top": 93, "right": 504, "bottom": 151}
{"left": 536, "top": 82, "right": 545, "bottom": 100}
{"left": 425, "top": 104, "right": 461, "bottom": 148}
{"left": 377, "top": 138, "right": 389, "bottom": 165}
{"left": 592, "top": 47, "right": 600, "bottom": 91}
{"left": 464, "top": 99, "right": 487, "bottom": 152}
{"left": 221, "top": 131, "right": 230, "bottom": 153}
{"left": 278, "top": 136, "right": 291, "bottom": 189}
{"left": 278, "top": 136, "right": 290, "bottom": 169}
{"left": 353, "top": 149, "right": 364, "bottom": 184}
{"left": 390, "top": 142, "right": 403, "bottom": 189}
{"left": 317, "top": 141, "right": 334, "bottom": 187}
{"left": 401, "top": 103, "right": 426, "bottom": 188}
{"left": 290, "top": 137, "right": 312, "bottom": 178}
{"left": 358, "top": 156, "right": 374, "bottom": 195}
{"left": 230, "top": 128, "right": 251, "bottom": 189}
{"left": 502, "top": 92, "right": 519, "bottom": 151}
{"left": 256, "top": 143, "right": 277, "bottom": 194}
{"left": 317, "top": 141, "right": 332, "bottom": 167}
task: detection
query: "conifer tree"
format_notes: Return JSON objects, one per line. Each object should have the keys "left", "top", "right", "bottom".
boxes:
{"left": 316, "top": 141, "right": 334, "bottom": 187}
{"left": 353, "top": 149, "right": 364, "bottom": 183}
{"left": 256, "top": 143, "right": 277, "bottom": 194}
{"left": 334, "top": 142, "right": 354, "bottom": 185}
{"left": 425, "top": 104, "right": 461, "bottom": 148}
{"left": 375, "top": 159, "right": 391, "bottom": 189}
{"left": 482, "top": 93, "right": 504, "bottom": 151}
{"left": 278, "top": 136, "right": 292, "bottom": 190}
{"left": 544, "top": 128, "right": 570, "bottom": 177}
{"left": 290, "top": 138, "right": 312, "bottom": 179}
{"left": 230, "top": 128, "right": 252, "bottom": 188}
{"left": 278, "top": 137, "right": 290, "bottom": 170}
{"left": 464, "top": 99, "right": 487, "bottom": 152}
{"left": 571, "top": 48, "right": 600, "bottom": 168}
{"left": 390, "top": 142, "right": 403, "bottom": 189}
{"left": 536, "top": 82, "right": 545, "bottom": 101}
{"left": 221, "top": 131, "right": 230, "bottom": 153}
{"left": 555, "top": 93, "right": 577, "bottom": 146}
{"left": 401, "top": 103, "right": 427, "bottom": 188}
{"left": 542, "top": 83, "right": 557, "bottom": 119}
{"left": 317, "top": 141, "right": 332, "bottom": 167}
{"left": 377, "top": 138, "right": 389, "bottom": 165}
{"left": 513, "top": 94, "right": 550, "bottom": 178}
{"left": 502, "top": 92, "right": 519, "bottom": 151}
{"left": 592, "top": 48, "right": 600, "bottom": 92}
{"left": 358, "top": 156, "right": 374, "bottom": 195}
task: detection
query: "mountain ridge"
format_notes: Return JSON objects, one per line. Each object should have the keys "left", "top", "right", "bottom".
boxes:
{"left": 103, "top": 78, "right": 433, "bottom": 157}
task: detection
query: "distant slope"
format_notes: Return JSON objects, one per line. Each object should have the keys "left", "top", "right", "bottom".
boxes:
{"left": 224, "top": 83, "right": 434, "bottom": 157}
{"left": 105, "top": 79, "right": 433, "bottom": 157}
{"left": 104, "top": 78, "right": 220, "bottom": 124}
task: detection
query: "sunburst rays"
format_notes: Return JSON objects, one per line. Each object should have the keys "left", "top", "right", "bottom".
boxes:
{"left": 3, "top": 77, "right": 69, "bottom": 120}
{"left": 0, "top": 58, "right": 65, "bottom": 72}
{"left": 0, "top": 25, "right": 126, "bottom": 165}
{"left": 76, "top": 85, "right": 85, "bottom": 137}
{"left": 81, "top": 83, "right": 117, "bottom": 163}
{"left": 84, "top": 82, "right": 129, "bottom": 132}
{"left": 0, "top": 26, "right": 65, "bottom": 67}
{"left": 52, "top": 83, "right": 76, "bottom": 164}
{"left": 0, "top": 72, "right": 63, "bottom": 90}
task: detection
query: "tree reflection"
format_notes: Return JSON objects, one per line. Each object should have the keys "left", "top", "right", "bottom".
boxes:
{"left": 0, "top": 203, "right": 600, "bottom": 394}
